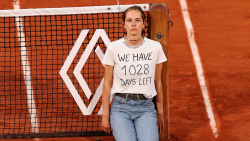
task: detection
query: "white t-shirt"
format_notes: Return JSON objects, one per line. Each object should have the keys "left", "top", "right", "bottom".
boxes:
{"left": 102, "top": 37, "right": 167, "bottom": 99}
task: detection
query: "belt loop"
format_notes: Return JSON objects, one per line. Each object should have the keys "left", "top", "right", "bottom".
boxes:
{"left": 136, "top": 94, "right": 140, "bottom": 101}
{"left": 125, "top": 93, "right": 128, "bottom": 101}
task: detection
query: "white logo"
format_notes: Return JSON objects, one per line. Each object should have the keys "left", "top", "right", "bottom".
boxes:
{"left": 59, "top": 29, "right": 110, "bottom": 115}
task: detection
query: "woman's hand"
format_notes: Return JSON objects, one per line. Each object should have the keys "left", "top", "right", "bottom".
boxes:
{"left": 157, "top": 113, "right": 164, "bottom": 133}
{"left": 101, "top": 115, "right": 112, "bottom": 134}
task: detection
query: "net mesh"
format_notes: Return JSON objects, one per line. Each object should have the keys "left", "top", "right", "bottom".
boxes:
{"left": 0, "top": 7, "right": 149, "bottom": 139}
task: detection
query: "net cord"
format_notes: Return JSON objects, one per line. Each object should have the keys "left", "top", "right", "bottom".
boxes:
{"left": 0, "top": 4, "right": 149, "bottom": 17}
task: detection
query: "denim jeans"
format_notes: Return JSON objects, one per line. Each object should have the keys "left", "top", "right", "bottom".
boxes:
{"left": 109, "top": 95, "right": 159, "bottom": 141}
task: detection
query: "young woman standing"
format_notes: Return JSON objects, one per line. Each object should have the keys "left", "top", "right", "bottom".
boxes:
{"left": 101, "top": 6, "right": 167, "bottom": 141}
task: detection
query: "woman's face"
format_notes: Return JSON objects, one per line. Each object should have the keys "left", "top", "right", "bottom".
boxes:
{"left": 124, "top": 10, "right": 145, "bottom": 36}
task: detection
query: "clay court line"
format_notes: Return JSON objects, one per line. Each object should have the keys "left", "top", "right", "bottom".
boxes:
{"left": 13, "top": 0, "right": 39, "bottom": 133}
{"left": 179, "top": 0, "right": 218, "bottom": 138}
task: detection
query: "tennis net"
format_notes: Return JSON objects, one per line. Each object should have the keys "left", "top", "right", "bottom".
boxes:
{"left": 0, "top": 4, "right": 149, "bottom": 139}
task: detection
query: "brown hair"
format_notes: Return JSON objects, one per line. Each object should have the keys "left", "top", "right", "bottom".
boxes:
{"left": 122, "top": 6, "right": 146, "bottom": 22}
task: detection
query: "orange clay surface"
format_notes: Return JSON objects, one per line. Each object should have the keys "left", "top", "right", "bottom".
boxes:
{"left": 0, "top": 0, "right": 250, "bottom": 140}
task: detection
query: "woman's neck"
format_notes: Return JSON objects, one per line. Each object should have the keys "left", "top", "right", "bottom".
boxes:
{"left": 125, "top": 35, "right": 144, "bottom": 46}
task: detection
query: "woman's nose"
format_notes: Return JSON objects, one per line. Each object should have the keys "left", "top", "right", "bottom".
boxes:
{"left": 132, "top": 21, "right": 136, "bottom": 26}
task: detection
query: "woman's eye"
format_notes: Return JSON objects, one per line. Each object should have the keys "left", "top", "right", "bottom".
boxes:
{"left": 127, "top": 20, "right": 131, "bottom": 22}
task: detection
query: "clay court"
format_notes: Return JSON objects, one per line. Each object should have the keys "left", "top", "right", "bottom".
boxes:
{"left": 0, "top": 0, "right": 250, "bottom": 141}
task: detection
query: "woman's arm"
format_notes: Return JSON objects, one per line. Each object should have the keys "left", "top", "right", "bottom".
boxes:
{"left": 155, "top": 63, "right": 164, "bottom": 114}
{"left": 155, "top": 63, "right": 164, "bottom": 132}
{"left": 101, "top": 65, "right": 114, "bottom": 133}
{"left": 102, "top": 65, "right": 114, "bottom": 116}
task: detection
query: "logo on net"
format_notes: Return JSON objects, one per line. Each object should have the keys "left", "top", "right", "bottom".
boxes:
{"left": 60, "top": 29, "right": 110, "bottom": 115}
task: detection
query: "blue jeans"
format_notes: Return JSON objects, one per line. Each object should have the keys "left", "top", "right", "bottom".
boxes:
{"left": 110, "top": 95, "right": 159, "bottom": 141}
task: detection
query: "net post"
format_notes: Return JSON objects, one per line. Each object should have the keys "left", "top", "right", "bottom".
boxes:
{"left": 149, "top": 3, "right": 170, "bottom": 140}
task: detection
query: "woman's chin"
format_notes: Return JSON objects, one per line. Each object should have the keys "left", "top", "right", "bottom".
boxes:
{"left": 129, "top": 33, "right": 140, "bottom": 36}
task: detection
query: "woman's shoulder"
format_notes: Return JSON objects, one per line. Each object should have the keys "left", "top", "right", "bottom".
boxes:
{"left": 144, "top": 37, "right": 162, "bottom": 48}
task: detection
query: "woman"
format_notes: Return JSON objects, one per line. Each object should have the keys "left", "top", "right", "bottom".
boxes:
{"left": 101, "top": 6, "right": 167, "bottom": 141}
